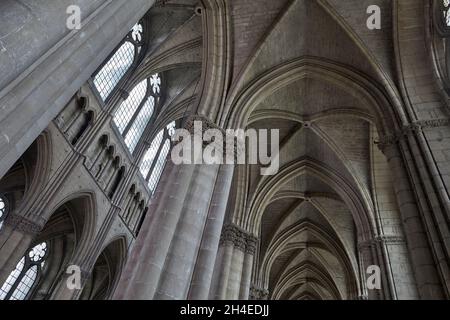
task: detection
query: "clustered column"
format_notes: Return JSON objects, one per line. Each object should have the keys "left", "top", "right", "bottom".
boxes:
{"left": 0, "top": 214, "right": 41, "bottom": 285}
{"left": 210, "top": 224, "right": 258, "bottom": 300}
{"left": 380, "top": 141, "right": 444, "bottom": 299}
{"left": 114, "top": 117, "right": 235, "bottom": 299}
{"left": 249, "top": 285, "right": 269, "bottom": 300}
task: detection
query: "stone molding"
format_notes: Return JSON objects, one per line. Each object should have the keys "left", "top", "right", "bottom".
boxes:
{"left": 181, "top": 115, "right": 242, "bottom": 160}
{"left": 375, "top": 235, "right": 405, "bottom": 245}
{"left": 4, "top": 213, "right": 42, "bottom": 235}
{"left": 249, "top": 284, "right": 269, "bottom": 300}
{"left": 416, "top": 118, "right": 450, "bottom": 128}
{"left": 376, "top": 119, "right": 449, "bottom": 152}
{"left": 220, "top": 224, "right": 258, "bottom": 254}
{"left": 357, "top": 235, "right": 405, "bottom": 250}
{"left": 183, "top": 115, "right": 225, "bottom": 141}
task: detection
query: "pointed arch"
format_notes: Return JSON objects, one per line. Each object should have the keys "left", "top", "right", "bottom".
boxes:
{"left": 81, "top": 236, "right": 127, "bottom": 300}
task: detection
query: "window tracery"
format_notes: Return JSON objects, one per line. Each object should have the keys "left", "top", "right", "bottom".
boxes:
{"left": 93, "top": 23, "right": 145, "bottom": 101}
{"left": 0, "top": 242, "right": 48, "bottom": 300}
{"left": 140, "top": 121, "right": 176, "bottom": 193}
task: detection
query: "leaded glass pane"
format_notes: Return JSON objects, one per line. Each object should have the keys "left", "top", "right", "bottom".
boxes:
{"left": 0, "top": 257, "right": 25, "bottom": 300}
{"left": 114, "top": 79, "right": 148, "bottom": 134}
{"left": 0, "top": 197, "right": 5, "bottom": 219}
{"left": 444, "top": 0, "right": 450, "bottom": 26}
{"left": 0, "top": 242, "right": 48, "bottom": 300}
{"left": 0, "top": 196, "right": 6, "bottom": 230}
{"left": 124, "top": 96, "right": 155, "bottom": 153}
{"left": 93, "top": 42, "right": 135, "bottom": 100}
{"left": 140, "top": 130, "right": 164, "bottom": 178}
{"left": 148, "top": 139, "right": 171, "bottom": 192}
{"left": 9, "top": 266, "right": 38, "bottom": 300}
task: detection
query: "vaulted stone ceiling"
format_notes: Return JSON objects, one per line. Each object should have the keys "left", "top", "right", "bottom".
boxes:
{"left": 225, "top": 0, "right": 408, "bottom": 300}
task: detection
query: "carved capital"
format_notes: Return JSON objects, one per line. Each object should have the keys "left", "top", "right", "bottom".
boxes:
{"left": 249, "top": 284, "right": 269, "bottom": 300}
{"left": 180, "top": 115, "right": 248, "bottom": 163}
{"left": 374, "top": 235, "right": 405, "bottom": 245}
{"left": 220, "top": 224, "right": 259, "bottom": 254}
{"left": 415, "top": 118, "right": 450, "bottom": 128}
{"left": 376, "top": 118, "right": 449, "bottom": 154}
{"left": 358, "top": 235, "right": 405, "bottom": 250}
{"left": 183, "top": 115, "right": 224, "bottom": 134}
{"left": 246, "top": 235, "right": 259, "bottom": 255}
{"left": 4, "top": 213, "right": 42, "bottom": 235}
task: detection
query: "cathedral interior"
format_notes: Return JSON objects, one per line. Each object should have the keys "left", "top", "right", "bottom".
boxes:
{"left": 0, "top": 0, "right": 449, "bottom": 300}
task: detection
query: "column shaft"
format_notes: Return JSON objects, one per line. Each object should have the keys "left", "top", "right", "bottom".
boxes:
{"left": 114, "top": 161, "right": 197, "bottom": 299}
{"left": 384, "top": 144, "right": 444, "bottom": 299}
{"left": 0, "top": 0, "right": 156, "bottom": 179}
{"left": 154, "top": 164, "right": 219, "bottom": 299}
{"left": 188, "top": 165, "right": 234, "bottom": 299}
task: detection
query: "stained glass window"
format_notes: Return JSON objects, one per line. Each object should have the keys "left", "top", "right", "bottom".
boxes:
{"left": 124, "top": 96, "right": 155, "bottom": 153}
{"left": 140, "top": 130, "right": 164, "bottom": 178}
{"left": 148, "top": 139, "right": 171, "bottom": 192}
{"left": 93, "top": 42, "right": 135, "bottom": 100}
{"left": 0, "top": 196, "right": 7, "bottom": 230}
{"left": 444, "top": 0, "right": 450, "bottom": 26}
{"left": 113, "top": 74, "right": 161, "bottom": 154}
{"left": 0, "top": 242, "right": 48, "bottom": 300}
{"left": 114, "top": 79, "right": 148, "bottom": 134}
{"left": 93, "top": 23, "right": 144, "bottom": 101}
{"left": 140, "top": 122, "right": 176, "bottom": 193}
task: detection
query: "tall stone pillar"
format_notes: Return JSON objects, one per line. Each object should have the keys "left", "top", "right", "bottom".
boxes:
{"left": 188, "top": 164, "right": 235, "bottom": 299}
{"left": 0, "top": 214, "right": 41, "bottom": 285}
{"left": 380, "top": 142, "right": 444, "bottom": 299}
{"left": 239, "top": 238, "right": 257, "bottom": 299}
{"left": 226, "top": 247, "right": 245, "bottom": 299}
{"left": 114, "top": 117, "right": 235, "bottom": 300}
{"left": 113, "top": 160, "right": 197, "bottom": 299}
{"left": 357, "top": 239, "right": 382, "bottom": 300}
{"left": 210, "top": 224, "right": 258, "bottom": 300}
{"left": 154, "top": 164, "right": 220, "bottom": 299}
{"left": 0, "top": 0, "right": 155, "bottom": 179}
{"left": 357, "top": 236, "right": 404, "bottom": 300}
{"left": 210, "top": 242, "right": 235, "bottom": 299}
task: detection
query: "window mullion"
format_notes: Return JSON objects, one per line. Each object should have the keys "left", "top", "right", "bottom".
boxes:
{"left": 4, "top": 260, "right": 30, "bottom": 300}
{"left": 133, "top": 102, "right": 158, "bottom": 157}
{"left": 145, "top": 130, "right": 169, "bottom": 182}
{"left": 122, "top": 91, "right": 149, "bottom": 138}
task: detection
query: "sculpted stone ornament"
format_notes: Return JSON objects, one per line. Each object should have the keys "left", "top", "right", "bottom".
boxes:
{"left": 4, "top": 213, "right": 42, "bottom": 235}
{"left": 376, "top": 118, "right": 450, "bottom": 153}
{"left": 220, "top": 224, "right": 259, "bottom": 254}
{"left": 249, "top": 285, "right": 269, "bottom": 300}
